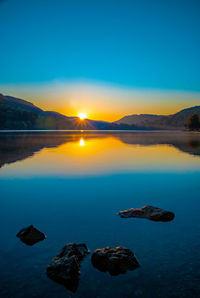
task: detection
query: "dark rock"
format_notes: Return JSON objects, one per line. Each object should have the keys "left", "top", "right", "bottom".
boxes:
{"left": 46, "top": 243, "right": 90, "bottom": 292}
{"left": 91, "top": 246, "right": 139, "bottom": 276}
{"left": 16, "top": 225, "right": 46, "bottom": 246}
{"left": 118, "top": 205, "right": 175, "bottom": 222}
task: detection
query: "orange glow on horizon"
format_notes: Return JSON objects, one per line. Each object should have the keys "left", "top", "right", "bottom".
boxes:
{"left": 1, "top": 82, "right": 200, "bottom": 122}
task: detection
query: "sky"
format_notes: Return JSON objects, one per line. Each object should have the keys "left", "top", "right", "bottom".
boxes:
{"left": 0, "top": 0, "right": 200, "bottom": 121}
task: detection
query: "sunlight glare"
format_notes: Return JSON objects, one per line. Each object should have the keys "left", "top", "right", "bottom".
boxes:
{"left": 78, "top": 113, "right": 87, "bottom": 120}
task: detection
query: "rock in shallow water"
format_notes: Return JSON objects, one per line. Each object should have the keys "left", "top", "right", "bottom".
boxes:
{"left": 118, "top": 205, "right": 175, "bottom": 222}
{"left": 16, "top": 225, "right": 46, "bottom": 246}
{"left": 91, "top": 246, "right": 139, "bottom": 276}
{"left": 46, "top": 243, "right": 90, "bottom": 292}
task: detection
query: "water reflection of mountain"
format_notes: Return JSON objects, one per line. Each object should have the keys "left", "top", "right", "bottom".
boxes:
{"left": 0, "top": 131, "right": 200, "bottom": 169}
{"left": 0, "top": 132, "right": 108, "bottom": 168}
{"left": 0, "top": 133, "right": 67, "bottom": 168}
{"left": 114, "top": 131, "right": 200, "bottom": 157}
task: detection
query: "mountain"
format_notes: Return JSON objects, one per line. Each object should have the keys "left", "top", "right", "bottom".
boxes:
{"left": 0, "top": 93, "right": 137, "bottom": 130}
{"left": 1, "top": 93, "right": 200, "bottom": 130}
{"left": 115, "top": 106, "right": 200, "bottom": 129}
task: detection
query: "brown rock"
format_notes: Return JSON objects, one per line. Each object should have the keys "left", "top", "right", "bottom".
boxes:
{"left": 118, "top": 205, "right": 175, "bottom": 222}
{"left": 16, "top": 225, "right": 46, "bottom": 246}
{"left": 46, "top": 243, "right": 90, "bottom": 292}
{"left": 91, "top": 246, "right": 139, "bottom": 276}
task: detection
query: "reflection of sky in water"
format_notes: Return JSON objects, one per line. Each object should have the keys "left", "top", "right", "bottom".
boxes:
{"left": 0, "top": 132, "right": 200, "bottom": 297}
{"left": 0, "top": 132, "right": 200, "bottom": 178}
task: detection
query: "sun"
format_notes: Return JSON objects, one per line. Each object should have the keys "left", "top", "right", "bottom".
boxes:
{"left": 78, "top": 113, "right": 87, "bottom": 120}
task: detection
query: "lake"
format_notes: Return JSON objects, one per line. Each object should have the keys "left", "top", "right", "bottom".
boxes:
{"left": 0, "top": 131, "right": 200, "bottom": 298}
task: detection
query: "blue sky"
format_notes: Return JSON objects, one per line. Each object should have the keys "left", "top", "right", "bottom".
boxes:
{"left": 0, "top": 0, "right": 200, "bottom": 119}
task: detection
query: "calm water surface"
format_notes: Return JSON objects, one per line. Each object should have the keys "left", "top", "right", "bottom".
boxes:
{"left": 0, "top": 131, "right": 200, "bottom": 297}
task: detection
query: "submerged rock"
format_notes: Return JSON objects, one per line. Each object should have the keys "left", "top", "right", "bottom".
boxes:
{"left": 46, "top": 243, "right": 90, "bottom": 292}
{"left": 91, "top": 246, "right": 139, "bottom": 276}
{"left": 118, "top": 205, "right": 175, "bottom": 222}
{"left": 16, "top": 225, "right": 46, "bottom": 246}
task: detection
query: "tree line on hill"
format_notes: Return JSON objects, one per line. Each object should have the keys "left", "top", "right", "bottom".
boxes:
{"left": 185, "top": 114, "right": 200, "bottom": 131}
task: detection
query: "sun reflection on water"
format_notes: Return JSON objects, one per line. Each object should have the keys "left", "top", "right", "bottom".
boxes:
{"left": 79, "top": 138, "right": 85, "bottom": 146}
{"left": 1, "top": 133, "right": 200, "bottom": 178}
